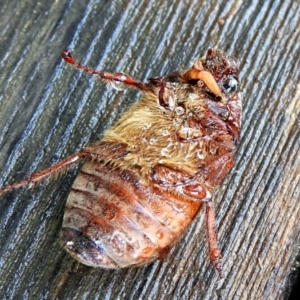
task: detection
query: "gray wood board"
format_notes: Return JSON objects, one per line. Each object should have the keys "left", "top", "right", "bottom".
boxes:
{"left": 0, "top": 0, "right": 300, "bottom": 299}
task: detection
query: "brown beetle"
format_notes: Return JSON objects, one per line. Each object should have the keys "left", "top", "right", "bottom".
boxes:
{"left": 0, "top": 49, "right": 241, "bottom": 278}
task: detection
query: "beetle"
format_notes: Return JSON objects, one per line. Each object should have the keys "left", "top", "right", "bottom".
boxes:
{"left": 0, "top": 48, "right": 241, "bottom": 278}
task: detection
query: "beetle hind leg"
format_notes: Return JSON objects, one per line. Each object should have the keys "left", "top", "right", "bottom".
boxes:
{"left": 205, "top": 202, "right": 223, "bottom": 279}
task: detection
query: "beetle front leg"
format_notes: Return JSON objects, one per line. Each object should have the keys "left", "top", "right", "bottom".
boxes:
{"left": 62, "top": 50, "right": 151, "bottom": 92}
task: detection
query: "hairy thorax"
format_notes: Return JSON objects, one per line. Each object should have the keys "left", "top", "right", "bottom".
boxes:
{"left": 102, "top": 79, "right": 241, "bottom": 194}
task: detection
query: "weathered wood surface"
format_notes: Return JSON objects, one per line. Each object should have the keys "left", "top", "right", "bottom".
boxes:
{"left": 0, "top": 0, "right": 300, "bottom": 299}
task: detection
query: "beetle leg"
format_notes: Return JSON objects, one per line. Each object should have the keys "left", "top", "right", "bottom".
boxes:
{"left": 62, "top": 49, "right": 150, "bottom": 92}
{"left": 0, "top": 150, "right": 91, "bottom": 195}
{"left": 205, "top": 202, "right": 223, "bottom": 278}
{"left": 0, "top": 141, "right": 128, "bottom": 195}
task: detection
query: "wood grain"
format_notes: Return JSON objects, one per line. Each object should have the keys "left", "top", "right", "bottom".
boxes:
{"left": 0, "top": 0, "right": 300, "bottom": 299}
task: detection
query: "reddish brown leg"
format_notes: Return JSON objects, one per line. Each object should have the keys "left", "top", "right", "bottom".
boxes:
{"left": 205, "top": 202, "right": 223, "bottom": 279}
{"left": 0, "top": 150, "right": 93, "bottom": 195}
{"left": 61, "top": 49, "right": 151, "bottom": 92}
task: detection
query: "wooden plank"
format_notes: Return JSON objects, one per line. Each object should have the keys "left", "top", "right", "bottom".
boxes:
{"left": 0, "top": 0, "right": 300, "bottom": 299}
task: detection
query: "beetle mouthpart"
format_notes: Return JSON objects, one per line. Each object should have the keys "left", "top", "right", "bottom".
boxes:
{"left": 184, "top": 67, "right": 224, "bottom": 102}
{"left": 196, "top": 70, "right": 222, "bottom": 98}
{"left": 193, "top": 58, "right": 204, "bottom": 71}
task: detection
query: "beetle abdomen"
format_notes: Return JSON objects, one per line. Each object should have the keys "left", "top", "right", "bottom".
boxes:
{"left": 61, "top": 160, "right": 201, "bottom": 268}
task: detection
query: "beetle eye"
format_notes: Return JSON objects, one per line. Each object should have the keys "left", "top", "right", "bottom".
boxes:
{"left": 222, "top": 76, "right": 238, "bottom": 94}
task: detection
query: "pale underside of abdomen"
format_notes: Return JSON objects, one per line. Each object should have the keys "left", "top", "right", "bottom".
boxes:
{"left": 61, "top": 160, "right": 201, "bottom": 268}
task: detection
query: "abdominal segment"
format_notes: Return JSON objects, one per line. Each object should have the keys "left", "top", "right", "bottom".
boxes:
{"left": 61, "top": 160, "right": 201, "bottom": 268}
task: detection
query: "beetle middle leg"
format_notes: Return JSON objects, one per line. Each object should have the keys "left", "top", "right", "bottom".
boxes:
{"left": 0, "top": 152, "right": 87, "bottom": 195}
{"left": 0, "top": 141, "right": 128, "bottom": 195}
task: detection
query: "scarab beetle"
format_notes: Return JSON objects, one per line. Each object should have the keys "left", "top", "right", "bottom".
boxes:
{"left": 0, "top": 48, "right": 241, "bottom": 278}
